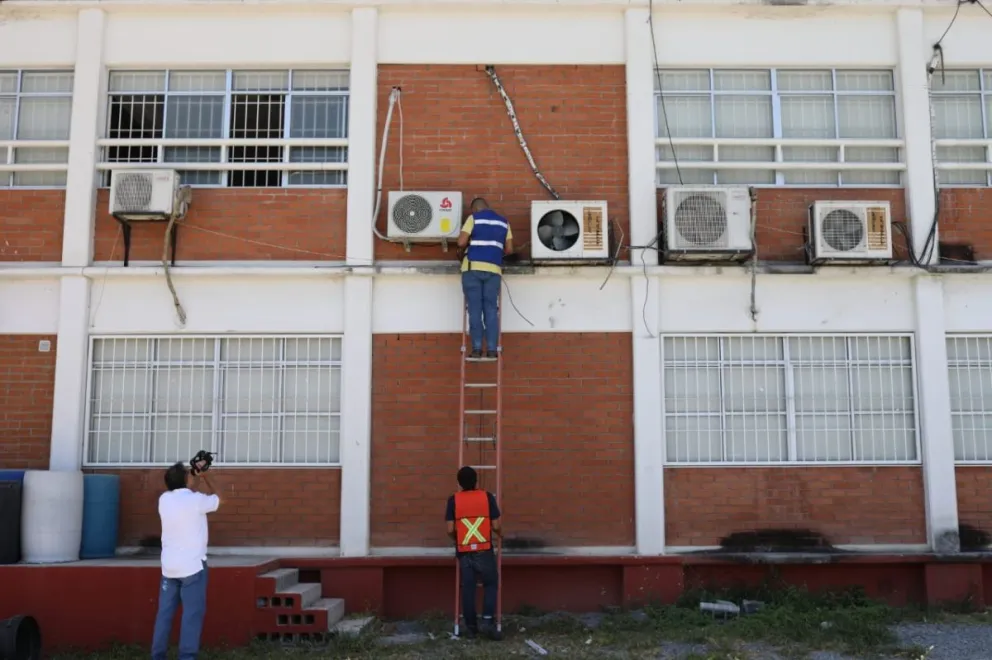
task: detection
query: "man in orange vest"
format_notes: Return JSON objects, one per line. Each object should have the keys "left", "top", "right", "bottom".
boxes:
{"left": 445, "top": 466, "right": 503, "bottom": 640}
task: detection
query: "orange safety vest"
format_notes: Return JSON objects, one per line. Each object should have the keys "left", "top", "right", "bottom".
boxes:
{"left": 453, "top": 490, "right": 492, "bottom": 553}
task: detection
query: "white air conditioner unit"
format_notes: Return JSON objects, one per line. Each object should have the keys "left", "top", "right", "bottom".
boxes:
{"left": 109, "top": 169, "right": 183, "bottom": 221}
{"left": 387, "top": 191, "right": 463, "bottom": 244}
{"left": 808, "top": 200, "right": 893, "bottom": 263}
{"left": 530, "top": 200, "right": 609, "bottom": 262}
{"left": 663, "top": 186, "right": 753, "bottom": 261}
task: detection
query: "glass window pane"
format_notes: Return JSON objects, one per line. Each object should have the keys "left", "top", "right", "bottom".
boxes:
{"left": 290, "top": 95, "right": 348, "bottom": 139}
{"left": 932, "top": 95, "right": 984, "bottom": 139}
{"left": 837, "top": 96, "right": 897, "bottom": 139}
{"left": 292, "top": 70, "right": 349, "bottom": 91}
{"left": 836, "top": 70, "right": 894, "bottom": 92}
{"left": 664, "top": 368, "right": 721, "bottom": 414}
{"left": 931, "top": 70, "right": 981, "bottom": 93}
{"left": 168, "top": 71, "right": 226, "bottom": 92}
{"left": 781, "top": 96, "right": 836, "bottom": 138}
{"left": 796, "top": 415, "right": 854, "bottom": 461}
{"left": 0, "top": 73, "right": 17, "bottom": 94}
{"left": 109, "top": 71, "right": 166, "bottom": 93}
{"left": 232, "top": 71, "right": 289, "bottom": 91}
{"left": 657, "top": 70, "right": 710, "bottom": 91}
{"left": 283, "top": 416, "right": 340, "bottom": 463}
{"left": 777, "top": 70, "right": 833, "bottom": 92}
{"left": 13, "top": 146, "right": 68, "bottom": 187}
{"left": 21, "top": 72, "right": 73, "bottom": 94}
{"left": 16, "top": 97, "right": 72, "bottom": 139}
{"left": 165, "top": 96, "right": 225, "bottom": 139}
{"left": 665, "top": 416, "right": 722, "bottom": 463}
{"left": 725, "top": 414, "right": 787, "bottom": 462}
{"left": 0, "top": 97, "right": 14, "bottom": 140}
{"left": 657, "top": 95, "right": 712, "bottom": 138}
{"left": 220, "top": 416, "right": 278, "bottom": 463}
{"left": 714, "top": 70, "right": 771, "bottom": 91}
{"left": 150, "top": 415, "right": 211, "bottom": 464}
{"left": 715, "top": 95, "right": 772, "bottom": 138}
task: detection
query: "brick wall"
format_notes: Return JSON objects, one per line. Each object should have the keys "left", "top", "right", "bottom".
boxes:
{"left": 656, "top": 188, "right": 908, "bottom": 263}
{"left": 938, "top": 189, "right": 992, "bottom": 261}
{"left": 370, "top": 332, "right": 634, "bottom": 548}
{"left": 956, "top": 467, "right": 992, "bottom": 541}
{"left": 93, "top": 189, "right": 347, "bottom": 262}
{"left": 665, "top": 466, "right": 926, "bottom": 546}
{"left": 374, "top": 65, "right": 628, "bottom": 261}
{"left": 0, "top": 191, "right": 64, "bottom": 262}
{"left": 0, "top": 336, "right": 57, "bottom": 469}
{"left": 95, "top": 468, "right": 341, "bottom": 546}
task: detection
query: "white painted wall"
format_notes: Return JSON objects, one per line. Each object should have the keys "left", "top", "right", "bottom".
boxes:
{"left": 0, "top": 13, "right": 77, "bottom": 65}
{"left": 0, "top": 279, "right": 60, "bottom": 334}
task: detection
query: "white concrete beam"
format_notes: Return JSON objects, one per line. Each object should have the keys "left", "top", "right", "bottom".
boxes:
{"left": 49, "top": 276, "right": 92, "bottom": 471}
{"left": 61, "top": 9, "right": 106, "bottom": 268}
{"left": 896, "top": 8, "right": 939, "bottom": 265}
{"left": 625, "top": 7, "right": 659, "bottom": 267}
{"left": 339, "top": 275, "right": 374, "bottom": 556}
{"left": 630, "top": 275, "right": 665, "bottom": 554}
{"left": 913, "top": 276, "right": 959, "bottom": 553}
{"left": 345, "top": 7, "right": 379, "bottom": 266}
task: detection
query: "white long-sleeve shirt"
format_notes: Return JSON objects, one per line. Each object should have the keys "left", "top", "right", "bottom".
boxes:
{"left": 158, "top": 488, "right": 220, "bottom": 578}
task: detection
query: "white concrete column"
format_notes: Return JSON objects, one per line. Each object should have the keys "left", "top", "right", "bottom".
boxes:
{"left": 631, "top": 276, "right": 665, "bottom": 554}
{"left": 625, "top": 8, "right": 659, "bottom": 267}
{"left": 49, "top": 276, "right": 92, "bottom": 471}
{"left": 896, "top": 8, "right": 939, "bottom": 265}
{"left": 62, "top": 9, "right": 106, "bottom": 268}
{"left": 345, "top": 8, "right": 379, "bottom": 266}
{"left": 339, "top": 275, "right": 374, "bottom": 556}
{"left": 913, "top": 276, "right": 960, "bottom": 553}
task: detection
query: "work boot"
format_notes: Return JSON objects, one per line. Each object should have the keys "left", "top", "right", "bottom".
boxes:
{"left": 480, "top": 619, "right": 503, "bottom": 641}
{"left": 485, "top": 350, "right": 498, "bottom": 359}
{"left": 468, "top": 349, "right": 482, "bottom": 360}
{"left": 459, "top": 625, "right": 477, "bottom": 639}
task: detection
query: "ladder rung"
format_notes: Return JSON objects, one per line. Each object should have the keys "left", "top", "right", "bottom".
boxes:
{"left": 465, "top": 410, "right": 497, "bottom": 415}
{"left": 465, "top": 436, "right": 495, "bottom": 443}
{"left": 465, "top": 383, "right": 497, "bottom": 388}
{"left": 465, "top": 357, "right": 498, "bottom": 362}
{"left": 468, "top": 465, "right": 497, "bottom": 470}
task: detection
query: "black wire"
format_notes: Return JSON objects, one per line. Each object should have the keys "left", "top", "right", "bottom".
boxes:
{"left": 649, "top": 0, "right": 682, "bottom": 186}
{"left": 501, "top": 278, "right": 534, "bottom": 328}
{"left": 972, "top": 0, "right": 992, "bottom": 21}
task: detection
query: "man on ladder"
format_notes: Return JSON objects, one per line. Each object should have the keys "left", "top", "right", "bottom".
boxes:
{"left": 457, "top": 198, "right": 513, "bottom": 359}
{"left": 446, "top": 466, "right": 503, "bottom": 640}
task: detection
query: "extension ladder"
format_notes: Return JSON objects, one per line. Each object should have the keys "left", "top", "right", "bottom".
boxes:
{"left": 453, "top": 289, "right": 504, "bottom": 637}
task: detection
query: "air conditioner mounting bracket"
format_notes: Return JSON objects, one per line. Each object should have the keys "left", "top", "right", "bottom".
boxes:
{"left": 111, "top": 213, "right": 178, "bottom": 268}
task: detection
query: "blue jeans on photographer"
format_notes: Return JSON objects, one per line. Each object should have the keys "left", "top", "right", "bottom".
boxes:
{"left": 461, "top": 270, "right": 501, "bottom": 353}
{"left": 151, "top": 561, "right": 208, "bottom": 660}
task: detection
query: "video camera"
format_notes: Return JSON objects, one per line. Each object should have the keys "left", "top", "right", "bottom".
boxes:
{"left": 189, "top": 450, "right": 215, "bottom": 476}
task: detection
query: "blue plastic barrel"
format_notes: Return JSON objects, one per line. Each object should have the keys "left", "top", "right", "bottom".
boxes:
{"left": 0, "top": 470, "right": 26, "bottom": 484}
{"left": 79, "top": 474, "right": 120, "bottom": 560}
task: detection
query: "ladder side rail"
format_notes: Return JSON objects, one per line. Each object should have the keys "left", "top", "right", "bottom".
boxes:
{"left": 454, "top": 301, "right": 468, "bottom": 636}
{"left": 495, "top": 285, "right": 504, "bottom": 632}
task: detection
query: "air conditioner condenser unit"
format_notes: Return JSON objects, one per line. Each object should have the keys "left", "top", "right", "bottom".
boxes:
{"left": 387, "top": 191, "right": 463, "bottom": 245}
{"left": 530, "top": 200, "right": 609, "bottom": 262}
{"left": 662, "top": 186, "right": 754, "bottom": 262}
{"left": 808, "top": 200, "right": 893, "bottom": 264}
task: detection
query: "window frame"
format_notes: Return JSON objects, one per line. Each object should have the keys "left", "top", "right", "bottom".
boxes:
{"left": 98, "top": 68, "right": 350, "bottom": 189}
{"left": 653, "top": 67, "right": 905, "bottom": 188}
{"left": 947, "top": 334, "right": 992, "bottom": 463}
{"left": 82, "top": 334, "right": 345, "bottom": 468}
{"left": 660, "top": 333, "right": 922, "bottom": 467}
{"left": 0, "top": 69, "right": 74, "bottom": 190}
{"left": 930, "top": 69, "right": 992, "bottom": 188}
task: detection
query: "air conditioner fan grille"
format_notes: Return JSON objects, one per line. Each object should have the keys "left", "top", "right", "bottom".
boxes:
{"left": 674, "top": 194, "right": 728, "bottom": 246}
{"left": 821, "top": 209, "right": 864, "bottom": 252}
{"left": 115, "top": 174, "right": 154, "bottom": 211}
{"left": 392, "top": 194, "right": 433, "bottom": 234}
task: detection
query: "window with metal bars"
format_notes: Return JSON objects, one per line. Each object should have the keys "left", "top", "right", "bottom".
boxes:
{"left": 654, "top": 69, "right": 902, "bottom": 187}
{"left": 102, "top": 70, "right": 349, "bottom": 188}
{"left": 947, "top": 335, "right": 992, "bottom": 462}
{"left": 84, "top": 336, "right": 343, "bottom": 466}
{"left": 0, "top": 70, "right": 74, "bottom": 188}
{"left": 930, "top": 70, "right": 992, "bottom": 187}
{"left": 662, "top": 335, "right": 919, "bottom": 464}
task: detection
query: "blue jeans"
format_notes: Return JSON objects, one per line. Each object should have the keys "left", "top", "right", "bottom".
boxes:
{"left": 151, "top": 563, "right": 208, "bottom": 660}
{"left": 461, "top": 270, "right": 501, "bottom": 352}
{"left": 459, "top": 551, "right": 498, "bottom": 629}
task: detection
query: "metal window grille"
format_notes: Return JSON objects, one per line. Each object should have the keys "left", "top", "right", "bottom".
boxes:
{"left": 661, "top": 334, "right": 919, "bottom": 465}
{"left": 930, "top": 70, "right": 992, "bottom": 187}
{"left": 0, "top": 70, "right": 73, "bottom": 188}
{"left": 653, "top": 68, "right": 903, "bottom": 187}
{"left": 84, "top": 336, "right": 343, "bottom": 467}
{"left": 947, "top": 335, "right": 992, "bottom": 462}
{"left": 100, "top": 69, "right": 350, "bottom": 188}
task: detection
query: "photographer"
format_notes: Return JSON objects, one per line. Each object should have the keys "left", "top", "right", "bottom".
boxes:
{"left": 151, "top": 452, "right": 219, "bottom": 660}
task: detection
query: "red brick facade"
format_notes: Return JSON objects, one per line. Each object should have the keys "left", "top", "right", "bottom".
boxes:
{"left": 95, "top": 468, "right": 341, "bottom": 547}
{"left": 956, "top": 467, "right": 992, "bottom": 541}
{"left": 0, "top": 191, "right": 65, "bottom": 262}
{"left": 0, "top": 335, "right": 57, "bottom": 469}
{"left": 370, "top": 333, "right": 635, "bottom": 548}
{"left": 938, "top": 189, "right": 992, "bottom": 261}
{"left": 656, "top": 188, "right": 909, "bottom": 262}
{"left": 92, "top": 189, "right": 348, "bottom": 262}
{"left": 374, "top": 65, "right": 629, "bottom": 261}
{"left": 665, "top": 466, "right": 927, "bottom": 547}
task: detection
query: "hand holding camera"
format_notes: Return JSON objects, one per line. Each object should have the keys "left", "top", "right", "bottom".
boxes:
{"left": 189, "top": 450, "right": 215, "bottom": 476}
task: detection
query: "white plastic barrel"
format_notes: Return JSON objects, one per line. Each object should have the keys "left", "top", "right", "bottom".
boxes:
{"left": 21, "top": 470, "right": 84, "bottom": 563}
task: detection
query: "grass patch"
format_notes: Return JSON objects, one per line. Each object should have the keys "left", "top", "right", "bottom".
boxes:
{"left": 50, "top": 586, "right": 978, "bottom": 660}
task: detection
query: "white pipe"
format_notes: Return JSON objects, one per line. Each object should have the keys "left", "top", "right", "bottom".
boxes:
{"left": 372, "top": 87, "right": 403, "bottom": 243}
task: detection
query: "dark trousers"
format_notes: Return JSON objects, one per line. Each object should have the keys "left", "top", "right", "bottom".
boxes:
{"left": 459, "top": 551, "right": 498, "bottom": 628}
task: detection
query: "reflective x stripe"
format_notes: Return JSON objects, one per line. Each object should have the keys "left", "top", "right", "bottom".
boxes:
{"left": 460, "top": 517, "right": 487, "bottom": 545}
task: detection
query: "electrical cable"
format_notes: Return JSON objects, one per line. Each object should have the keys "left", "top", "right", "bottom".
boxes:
{"left": 501, "top": 277, "right": 534, "bottom": 328}
{"left": 484, "top": 65, "right": 560, "bottom": 201}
